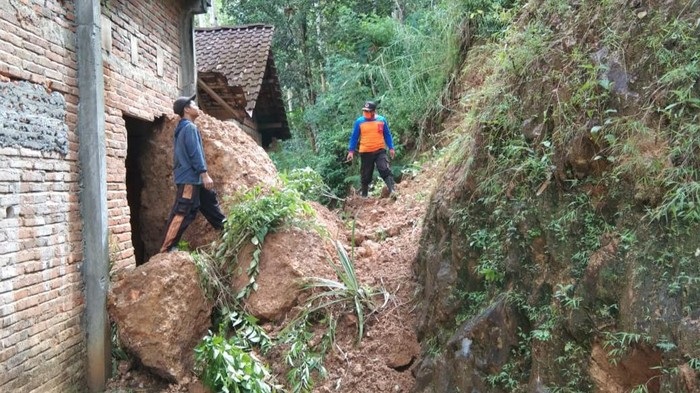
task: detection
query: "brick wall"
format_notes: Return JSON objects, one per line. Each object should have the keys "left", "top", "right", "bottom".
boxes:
{"left": 0, "top": 1, "right": 188, "bottom": 391}
{"left": 101, "top": 0, "right": 184, "bottom": 272}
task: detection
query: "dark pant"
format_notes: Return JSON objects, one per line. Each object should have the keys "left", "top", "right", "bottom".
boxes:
{"left": 159, "top": 184, "right": 225, "bottom": 252}
{"left": 360, "top": 149, "right": 394, "bottom": 196}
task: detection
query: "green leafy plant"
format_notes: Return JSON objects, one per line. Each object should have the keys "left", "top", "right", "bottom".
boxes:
{"left": 303, "top": 240, "right": 388, "bottom": 341}
{"left": 280, "top": 167, "right": 340, "bottom": 204}
{"left": 278, "top": 314, "right": 334, "bottom": 393}
{"left": 176, "top": 239, "right": 191, "bottom": 251}
{"left": 110, "top": 322, "right": 130, "bottom": 376}
{"left": 554, "top": 283, "right": 582, "bottom": 310}
{"left": 194, "top": 330, "right": 275, "bottom": 393}
{"left": 603, "top": 331, "right": 652, "bottom": 365}
{"left": 223, "top": 309, "right": 273, "bottom": 353}
{"left": 216, "top": 186, "right": 314, "bottom": 300}
{"left": 486, "top": 327, "right": 532, "bottom": 391}
{"left": 549, "top": 341, "right": 592, "bottom": 392}
{"left": 194, "top": 309, "right": 277, "bottom": 393}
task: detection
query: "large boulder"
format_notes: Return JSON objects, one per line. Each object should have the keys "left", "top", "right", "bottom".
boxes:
{"left": 232, "top": 201, "right": 342, "bottom": 322}
{"left": 108, "top": 252, "right": 213, "bottom": 382}
{"left": 139, "top": 114, "right": 279, "bottom": 259}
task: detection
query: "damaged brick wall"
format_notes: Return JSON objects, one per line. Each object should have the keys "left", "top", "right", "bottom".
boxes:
{"left": 0, "top": 0, "right": 190, "bottom": 391}
{"left": 101, "top": 0, "right": 185, "bottom": 272}
{"left": 0, "top": 2, "right": 84, "bottom": 392}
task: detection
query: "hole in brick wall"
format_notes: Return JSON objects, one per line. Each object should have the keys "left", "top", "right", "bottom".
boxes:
{"left": 125, "top": 115, "right": 163, "bottom": 265}
{"left": 6, "top": 206, "right": 17, "bottom": 218}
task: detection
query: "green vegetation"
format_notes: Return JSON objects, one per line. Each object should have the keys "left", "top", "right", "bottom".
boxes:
{"left": 195, "top": 0, "right": 700, "bottom": 390}
{"left": 277, "top": 240, "right": 387, "bottom": 391}
{"left": 215, "top": 0, "right": 481, "bottom": 195}
{"left": 302, "top": 240, "right": 388, "bottom": 342}
{"left": 278, "top": 314, "right": 334, "bottom": 393}
{"left": 191, "top": 169, "right": 384, "bottom": 392}
{"left": 192, "top": 180, "right": 315, "bottom": 391}
{"left": 194, "top": 310, "right": 275, "bottom": 393}
{"left": 215, "top": 185, "right": 314, "bottom": 301}
{"left": 417, "top": 0, "right": 700, "bottom": 390}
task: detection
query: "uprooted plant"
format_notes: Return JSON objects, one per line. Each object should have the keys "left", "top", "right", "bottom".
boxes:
{"left": 194, "top": 238, "right": 387, "bottom": 393}
{"left": 191, "top": 182, "right": 315, "bottom": 311}
{"left": 194, "top": 309, "right": 278, "bottom": 393}
{"left": 278, "top": 240, "right": 389, "bottom": 392}
{"left": 191, "top": 169, "right": 387, "bottom": 393}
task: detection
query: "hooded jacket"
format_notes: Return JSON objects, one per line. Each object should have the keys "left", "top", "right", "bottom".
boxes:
{"left": 173, "top": 118, "right": 207, "bottom": 185}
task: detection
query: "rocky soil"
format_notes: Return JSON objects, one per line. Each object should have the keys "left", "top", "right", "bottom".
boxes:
{"left": 106, "top": 111, "right": 438, "bottom": 392}
{"left": 312, "top": 168, "right": 439, "bottom": 393}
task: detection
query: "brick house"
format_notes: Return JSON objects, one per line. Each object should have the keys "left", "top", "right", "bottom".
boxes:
{"left": 195, "top": 25, "right": 290, "bottom": 147}
{"left": 0, "top": 0, "right": 209, "bottom": 391}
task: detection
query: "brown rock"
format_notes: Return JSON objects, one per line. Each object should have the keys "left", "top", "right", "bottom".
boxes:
{"left": 231, "top": 224, "right": 338, "bottom": 322}
{"left": 108, "top": 252, "right": 213, "bottom": 382}
{"left": 387, "top": 225, "right": 401, "bottom": 238}
{"left": 347, "top": 231, "right": 367, "bottom": 247}
{"left": 589, "top": 342, "right": 662, "bottom": 393}
{"left": 382, "top": 329, "right": 420, "bottom": 369}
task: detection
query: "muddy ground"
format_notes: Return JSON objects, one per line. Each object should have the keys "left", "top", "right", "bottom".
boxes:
{"left": 106, "top": 158, "right": 439, "bottom": 393}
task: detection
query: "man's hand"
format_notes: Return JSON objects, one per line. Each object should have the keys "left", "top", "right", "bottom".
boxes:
{"left": 346, "top": 151, "right": 354, "bottom": 162}
{"left": 201, "top": 172, "right": 214, "bottom": 190}
{"left": 389, "top": 149, "right": 396, "bottom": 159}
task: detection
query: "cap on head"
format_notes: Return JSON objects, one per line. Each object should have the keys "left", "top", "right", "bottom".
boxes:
{"left": 362, "top": 101, "right": 377, "bottom": 112}
{"left": 173, "top": 94, "right": 197, "bottom": 117}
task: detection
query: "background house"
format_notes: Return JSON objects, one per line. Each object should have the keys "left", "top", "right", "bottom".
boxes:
{"left": 0, "top": 0, "right": 209, "bottom": 391}
{"left": 195, "top": 25, "right": 290, "bottom": 148}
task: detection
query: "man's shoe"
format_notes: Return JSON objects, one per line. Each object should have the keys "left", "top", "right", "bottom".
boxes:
{"left": 385, "top": 177, "right": 396, "bottom": 193}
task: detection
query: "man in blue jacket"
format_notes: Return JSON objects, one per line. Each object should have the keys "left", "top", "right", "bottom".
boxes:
{"left": 346, "top": 101, "right": 396, "bottom": 197}
{"left": 159, "top": 94, "right": 225, "bottom": 253}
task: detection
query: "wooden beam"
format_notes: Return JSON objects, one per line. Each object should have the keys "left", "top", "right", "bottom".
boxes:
{"left": 197, "top": 78, "right": 243, "bottom": 122}
{"left": 258, "top": 122, "right": 283, "bottom": 130}
{"left": 231, "top": 120, "right": 262, "bottom": 145}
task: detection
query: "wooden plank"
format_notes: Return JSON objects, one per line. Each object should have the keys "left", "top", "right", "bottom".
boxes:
{"left": 197, "top": 78, "right": 242, "bottom": 121}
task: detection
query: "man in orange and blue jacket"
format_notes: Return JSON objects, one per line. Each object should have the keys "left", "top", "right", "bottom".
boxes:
{"left": 346, "top": 101, "right": 396, "bottom": 197}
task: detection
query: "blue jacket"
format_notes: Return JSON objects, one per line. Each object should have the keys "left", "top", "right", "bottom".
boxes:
{"left": 348, "top": 114, "right": 394, "bottom": 153}
{"left": 173, "top": 119, "right": 207, "bottom": 185}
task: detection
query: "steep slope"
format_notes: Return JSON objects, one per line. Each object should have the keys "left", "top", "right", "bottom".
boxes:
{"left": 311, "top": 166, "right": 440, "bottom": 392}
{"left": 413, "top": 1, "right": 700, "bottom": 392}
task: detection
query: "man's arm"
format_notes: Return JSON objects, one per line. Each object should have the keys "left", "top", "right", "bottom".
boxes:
{"left": 382, "top": 117, "right": 395, "bottom": 159}
{"left": 346, "top": 119, "right": 362, "bottom": 161}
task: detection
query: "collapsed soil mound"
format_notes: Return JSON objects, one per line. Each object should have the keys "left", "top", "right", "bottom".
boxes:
{"left": 139, "top": 114, "right": 278, "bottom": 259}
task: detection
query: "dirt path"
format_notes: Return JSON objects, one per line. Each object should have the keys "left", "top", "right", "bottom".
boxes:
{"left": 314, "top": 166, "right": 437, "bottom": 393}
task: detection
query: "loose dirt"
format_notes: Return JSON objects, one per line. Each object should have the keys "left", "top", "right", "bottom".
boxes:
{"left": 313, "top": 167, "right": 438, "bottom": 393}
{"left": 107, "top": 161, "right": 439, "bottom": 393}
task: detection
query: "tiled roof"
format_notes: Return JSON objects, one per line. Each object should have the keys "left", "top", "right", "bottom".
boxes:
{"left": 195, "top": 24, "right": 274, "bottom": 113}
{"left": 195, "top": 24, "right": 290, "bottom": 143}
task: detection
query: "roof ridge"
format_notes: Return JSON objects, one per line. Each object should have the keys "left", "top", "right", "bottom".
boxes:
{"left": 195, "top": 23, "right": 274, "bottom": 32}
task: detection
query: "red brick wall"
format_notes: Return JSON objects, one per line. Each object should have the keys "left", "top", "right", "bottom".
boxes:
{"left": 101, "top": 0, "right": 185, "bottom": 272}
{"left": 0, "top": 1, "right": 187, "bottom": 391}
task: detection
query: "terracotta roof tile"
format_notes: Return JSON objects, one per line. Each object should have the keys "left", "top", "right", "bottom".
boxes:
{"left": 195, "top": 24, "right": 274, "bottom": 112}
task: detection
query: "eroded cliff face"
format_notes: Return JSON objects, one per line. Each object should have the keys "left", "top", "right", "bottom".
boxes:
{"left": 412, "top": 0, "right": 700, "bottom": 391}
